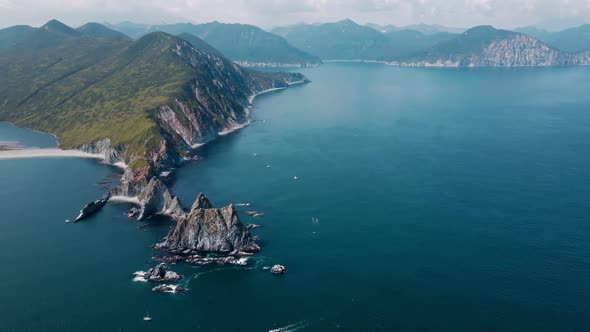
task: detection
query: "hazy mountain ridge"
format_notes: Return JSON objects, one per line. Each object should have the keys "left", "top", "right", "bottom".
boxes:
{"left": 271, "top": 19, "right": 396, "bottom": 60}
{"left": 366, "top": 23, "right": 465, "bottom": 34}
{"left": 515, "top": 24, "right": 590, "bottom": 53}
{"left": 273, "top": 20, "right": 590, "bottom": 67}
{"left": 106, "top": 21, "right": 321, "bottom": 67}
{"left": 392, "top": 26, "right": 588, "bottom": 67}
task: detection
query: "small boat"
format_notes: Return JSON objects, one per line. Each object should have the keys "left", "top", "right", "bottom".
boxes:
{"left": 293, "top": 176, "right": 299, "bottom": 180}
{"left": 65, "top": 219, "right": 70, "bottom": 223}
{"left": 143, "top": 313, "right": 153, "bottom": 321}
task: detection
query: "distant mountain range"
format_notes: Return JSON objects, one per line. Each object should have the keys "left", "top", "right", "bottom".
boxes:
{"left": 0, "top": 20, "right": 307, "bottom": 189}
{"left": 393, "top": 25, "right": 589, "bottom": 67}
{"left": 271, "top": 19, "right": 590, "bottom": 66}
{"left": 271, "top": 19, "right": 395, "bottom": 60}
{"left": 365, "top": 23, "right": 465, "bottom": 35}
{"left": 515, "top": 24, "right": 590, "bottom": 53}
{"left": 105, "top": 21, "right": 321, "bottom": 67}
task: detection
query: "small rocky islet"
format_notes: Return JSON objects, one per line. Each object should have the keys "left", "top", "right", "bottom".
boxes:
{"left": 124, "top": 187, "right": 269, "bottom": 292}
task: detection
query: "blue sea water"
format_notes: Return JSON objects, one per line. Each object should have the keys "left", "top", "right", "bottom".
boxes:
{"left": 1, "top": 63, "right": 590, "bottom": 331}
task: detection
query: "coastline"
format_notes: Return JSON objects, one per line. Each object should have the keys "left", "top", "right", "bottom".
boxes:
{"left": 323, "top": 59, "right": 590, "bottom": 68}
{"left": 0, "top": 79, "right": 310, "bottom": 209}
{"left": 0, "top": 148, "right": 128, "bottom": 170}
{"left": 217, "top": 83, "right": 303, "bottom": 138}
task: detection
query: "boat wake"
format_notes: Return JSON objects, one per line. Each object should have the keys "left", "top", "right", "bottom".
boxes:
{"left": 269, "top": 320, "right": 309, "bottom": 332}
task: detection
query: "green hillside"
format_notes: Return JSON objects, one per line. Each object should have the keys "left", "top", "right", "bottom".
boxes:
{"left": 272, "top": 19, "right": 395, "bottom": 60}
{"left": 77, "top": 22, "right": 131, "bottom": 40}
{"left": 384, "top": 30, "right": 457, "bottom": 58}
{"left": 0, "top": 20, "right": 307, "bottom": 165}
{"left": 0, "top": 25, "right": 35, "bottom": 49}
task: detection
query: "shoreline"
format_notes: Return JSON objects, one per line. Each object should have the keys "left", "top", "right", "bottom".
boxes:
{"left": 0, "top": 80, "right": 309, "bottom": 204}
{"left": 323, "top": 59, "right": 590, "bottom": 68}
{"left": 0, "top": 121, "right": 61, "bottom": 145}
{"left": 0, "top": 148, "right": 128, "bottom": 170}
{"left": 217, "top": 83, "right": 302, "bottom": 138}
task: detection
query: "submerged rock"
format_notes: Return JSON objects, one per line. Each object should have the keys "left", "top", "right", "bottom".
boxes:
{"left": 74, "top": 192, "right": 111, "bottom": 222}
{"left": 127, "top": 207, "right": 140, "bottom": 219}
{"left": 156, "top": 193, "right": 260, "bottom": 253}
{"left": 152, "top": 284, "right": 187, "bottom": 293}
{"left": 243, "top": 210, "right": 264, "bottom": 217}
{"left": 270, "top": 265, "right": 287, "bottom": 275}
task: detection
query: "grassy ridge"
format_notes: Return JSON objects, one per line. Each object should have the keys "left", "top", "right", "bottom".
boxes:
{"left": 0, "top": 31, "right": 187, "bottom": 156}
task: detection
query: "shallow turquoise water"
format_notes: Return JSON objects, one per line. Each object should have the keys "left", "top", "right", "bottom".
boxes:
{"left": 1, "top": 63, "right": 590, "bottom": 331}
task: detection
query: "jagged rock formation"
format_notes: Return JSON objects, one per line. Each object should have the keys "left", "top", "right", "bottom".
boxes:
{"left": 156, "top": 193, "right": 259, "bottom": 253}
{"left": 78, "top": 138, "right": 123, "bottom": 165}
{"left": 141, "top": 263, "right": 182, "bottom": 282}
{"left": 136, "top": 178, "right": 183, "bottom": 220}
{"left": 191, "top": 193, "right": 212, "bottom": 210}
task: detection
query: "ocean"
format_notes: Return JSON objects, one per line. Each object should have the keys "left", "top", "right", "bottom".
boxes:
{"left": 1, "top": 63, "right": 590, "bottom": 331}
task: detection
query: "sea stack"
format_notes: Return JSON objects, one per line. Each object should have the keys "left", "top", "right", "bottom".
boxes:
{"left": 136, "top": 178, "right": 184, "bottom": 220}
{"left": 156, "top": 193, "right": 260, "bottom": 253}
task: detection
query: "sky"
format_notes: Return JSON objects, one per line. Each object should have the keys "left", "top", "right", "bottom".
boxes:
{"left": 1, "top": 0, "right": 589, "bottom": 30}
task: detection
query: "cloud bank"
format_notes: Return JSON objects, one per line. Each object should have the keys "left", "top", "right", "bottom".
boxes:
{"left": 1, "top": 0, "right": 589, "bottom": 29}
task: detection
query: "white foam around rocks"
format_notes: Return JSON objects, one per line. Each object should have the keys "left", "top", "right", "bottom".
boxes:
{"left": 110, "top": 196, "right": 141, "bottom": 205}
{"left": 0, "top": 148, "right": 103, "bottom": 160}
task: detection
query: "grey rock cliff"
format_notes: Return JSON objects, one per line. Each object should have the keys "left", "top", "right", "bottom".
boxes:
{"left": 137, "top": 178, "right": 184, "bottom": 220}
{"left": 156, "top": 193, "right": 259, "bottom": 253}
{"left": 78, "top": 138, "right": 123, "bottom": 165}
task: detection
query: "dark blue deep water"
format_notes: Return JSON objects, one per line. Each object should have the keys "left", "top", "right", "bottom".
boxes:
{"left": 1, "top": 63, "right": 590, "bottom": 331}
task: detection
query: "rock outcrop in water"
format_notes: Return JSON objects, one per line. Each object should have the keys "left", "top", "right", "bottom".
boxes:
{"left": 270, "top": 265, "right": 287, "bottom": 275}
{"left": 74, "top": 192, "right": 111, "bottom": 222}
{"left": 141, "top": 263, "right": 183, "bottom": 282}
{"left": 136, "top": 178, "right": 184, "bottom": 220}
{"left": 155, "top": 193, "right": 260, "bottom": 253}
{"left": 152, "top": 284, "right": 187, "bottom": 293}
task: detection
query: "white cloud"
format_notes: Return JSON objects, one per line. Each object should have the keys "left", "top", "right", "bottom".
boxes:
{"left": 0, "top": 0, "right": 589, "bottom": 29}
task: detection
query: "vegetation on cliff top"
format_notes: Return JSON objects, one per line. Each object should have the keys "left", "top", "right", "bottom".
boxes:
{"left": 0, "top": 20, "right": 305, "bottom": 162}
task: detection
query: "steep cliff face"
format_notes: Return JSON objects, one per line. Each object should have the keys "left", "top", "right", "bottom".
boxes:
{"left": 136, "top": 178, "right": 184, "bottom": 220}
{"left": 78, "top": 138, "right": 124, "bottom": 165}
{"left": 156, "top": 193, "right": 259, "bottom": 253}
{"left": 55, "top": 33, "right": 309, "bottom": 199}
{"left": 155, "top": 41, "right": 308, "bottom": 151}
